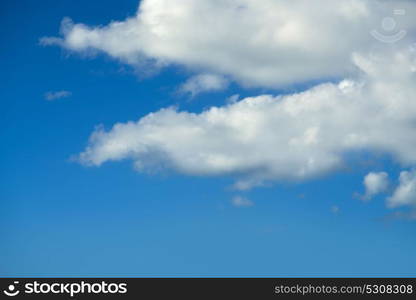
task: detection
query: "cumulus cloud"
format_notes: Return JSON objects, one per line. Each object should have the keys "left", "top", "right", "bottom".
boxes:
{"left": 41, "top": 0, "right": 416, "bottom": 88}
{"left": 43, "top": 0, "right": 416, "bottom": 211}
{"left": 362, "top": 172, "right": 389, "bottom": 201}
{"left": 77, "top": 49, "right": 416, "bottom": 190}
{"left": 44, "top": 90, "right": 72, "bottom": 101}
{"left": 231, "top": 196, "right": 254, "bottom": 207}
{"left": 179, "top": 74, "right": 229, "bottom": 97}
{"left": 387, "top": 170, "right": 416, "bottom": 208}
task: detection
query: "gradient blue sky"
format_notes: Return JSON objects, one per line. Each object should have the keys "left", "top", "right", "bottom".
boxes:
{"left": 1, "top": 0, "right": 416, "bottom": 277}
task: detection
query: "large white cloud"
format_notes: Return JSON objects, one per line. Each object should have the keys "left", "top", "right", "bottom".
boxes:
{"left": 41, "top": 0, "right": 416, "bottom": 88}
{"left": 78, "top": 49, "right": 416, "bottom": 190}
{"left": 42, "top": 1, "right": 416, "bottom": 210}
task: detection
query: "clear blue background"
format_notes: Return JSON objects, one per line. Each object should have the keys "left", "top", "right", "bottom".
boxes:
{"left": 1, "top": 0, "right": 415, "bottom": 277}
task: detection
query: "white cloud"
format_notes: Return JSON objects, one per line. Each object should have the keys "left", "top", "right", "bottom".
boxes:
{"left": 44, "top": 90, "right": 72, "bottom": 101}
{"left": 362, "top": 172, "right": 389, "bottom": 201}
{"left": 231, "top": 196, "right": 253, "bottom": 207}
{"left": 77, "top": 49, "right": 416, "bottom": 190}
{"left": 43, "top": 0, "right": 416, "bottom": 207}
{"left": 179, "top": 74, "right": 228, "bottom": 97}
{"left": 41, "top": 0, "right": 416, "bottom": 88}
{"left": 387, "top": 170, "right": 416, "bottom": 208}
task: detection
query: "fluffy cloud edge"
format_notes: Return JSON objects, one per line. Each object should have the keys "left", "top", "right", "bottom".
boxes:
{"left": 388, "top": 169, "right": 416, "bottom": 208}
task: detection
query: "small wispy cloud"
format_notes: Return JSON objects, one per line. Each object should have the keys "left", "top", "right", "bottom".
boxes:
{"left": 44, "top": 90, "right": 72, "bottom": 101}
{"left": 39, "top": 36, "right": 63, "bottom": 47}
{"left": 231, "top": 196, "right": 254, "bottom": 208}
{"left": 331, "top": 205, "right": 340, "bottom": 214}
{"left": 382, "top": 211, "right": 416, "bottom": 223}
{"left": 179, "top": 74, "right": 229, "bottom": 97}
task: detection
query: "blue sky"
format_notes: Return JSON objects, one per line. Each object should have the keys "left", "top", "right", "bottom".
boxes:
{"left": 1, "top": 0, "right": 416, "bottom": 277}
